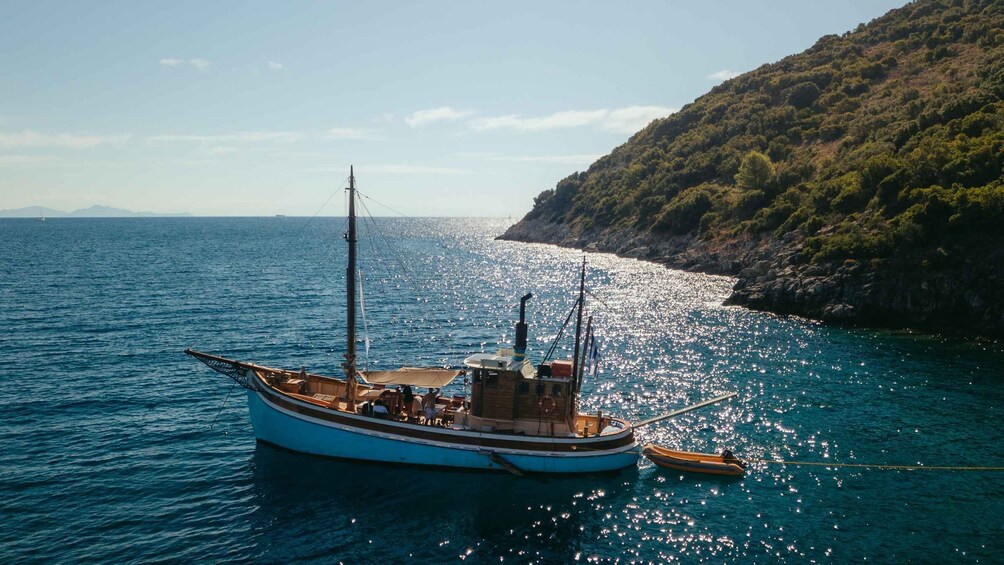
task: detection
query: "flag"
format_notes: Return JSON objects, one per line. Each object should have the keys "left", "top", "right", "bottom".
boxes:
{"left": 586, "top": 334, "right": 601, "bottom": 377}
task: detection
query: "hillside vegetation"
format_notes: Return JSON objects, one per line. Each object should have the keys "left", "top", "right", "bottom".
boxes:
{"left": 503, "top": 0, "right": 1004, "bottom": 335}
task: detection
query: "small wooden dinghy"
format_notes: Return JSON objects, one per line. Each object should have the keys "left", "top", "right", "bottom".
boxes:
{"left": 642, "top": 444, "right": 746, "bottom": 476}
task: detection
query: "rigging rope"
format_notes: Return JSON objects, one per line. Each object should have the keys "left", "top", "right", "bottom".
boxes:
{"left": 351, "top": 188, "right": 470, "bottom": 370}
{"left": 541, "top": 297, "right": 581, "bottom": 364}
{"left": 353, "top": 190, "right": 417, "bottom": 329}
{"left": 356, "top": 190, "right": 448, "bottom": 233}
{"left": 305, "top": 175, "right": 348, "bottom": 227}
{"left": 584, "top": 288, "right": 609, "bottom": 310}
{"left": 355, "top": 193, "right": 431, "bottom": 314}
{"left": 356, "top": 190, "right": 413, "bottom": 217}
{"left": 356, "top": 194, "right": 418, "bottom": 281}
{"left": 268, "top": 175, "right": 349, "bottom": 274}
{"left": 356, "top": 200, "right": 399, "bottom": 303}
{"left": 210, "top": 379, "right": 240, "bottom": 430}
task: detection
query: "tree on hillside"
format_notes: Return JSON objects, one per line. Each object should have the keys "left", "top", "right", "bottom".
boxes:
{"left": 735, "top": 151, "right": 776, "bottom": 191}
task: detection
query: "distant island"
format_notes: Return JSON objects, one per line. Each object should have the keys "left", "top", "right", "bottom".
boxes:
{"left": 501, "top": 0, "right": 1004, "bottom": 336}
{"left": 0, "top": 205, "right": 191, "bottom": 218}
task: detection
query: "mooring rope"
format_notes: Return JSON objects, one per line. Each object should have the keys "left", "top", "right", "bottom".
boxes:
{"left": 751, "top": 459, "right": 1004, "bottom": 471}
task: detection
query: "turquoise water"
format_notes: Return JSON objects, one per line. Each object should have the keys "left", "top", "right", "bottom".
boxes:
{"left": 1, "top": 217, "right": 1002, "bottom": 563}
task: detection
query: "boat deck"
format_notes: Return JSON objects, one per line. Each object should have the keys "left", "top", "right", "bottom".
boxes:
{"left": 280, "top": 383, "right": 465, "bottom": 428}
{"left": 266, "top": 370, "right": 626, "bottom": 437}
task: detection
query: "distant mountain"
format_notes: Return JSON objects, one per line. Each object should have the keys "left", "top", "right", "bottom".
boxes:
{"left": 0, "top": 205, "right": 191, "bottom": 218}
{"left": 0, "top": 206, "right": 68, "bottom": 218}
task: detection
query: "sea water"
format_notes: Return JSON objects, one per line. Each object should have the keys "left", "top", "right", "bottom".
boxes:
{"left": 1, "top": 217, "right": 1002, "bottom": 563}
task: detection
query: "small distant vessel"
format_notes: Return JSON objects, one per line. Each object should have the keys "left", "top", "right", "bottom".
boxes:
{"left": 642, "top": 444, "right": 746, "bottom": 476}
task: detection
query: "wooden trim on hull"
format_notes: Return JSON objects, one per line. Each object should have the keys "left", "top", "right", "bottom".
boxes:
{"left": 252, "top": 371, "right": 636, "bottom": 455}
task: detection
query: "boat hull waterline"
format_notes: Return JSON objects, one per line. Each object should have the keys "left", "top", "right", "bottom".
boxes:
{"left": 248, "top": 371, "right": 639, "bottom": 474}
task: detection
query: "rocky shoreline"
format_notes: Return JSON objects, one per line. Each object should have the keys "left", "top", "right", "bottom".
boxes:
{"left": 499, "top": 218, "right": 1004, "bottom": 338}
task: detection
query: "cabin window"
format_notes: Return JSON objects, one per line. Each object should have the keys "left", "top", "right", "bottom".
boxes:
{"left": 535, "top": 382, "right": 545, "bottom": 396}
{"left": 485, "top": 371, "right": 499, "bottom": 388}
{"left": 518, "top": 381, "right": 529, "bottom": 394}
{"left": 473, "top": 370, "right": 482, "bottom": 383}
{"left": 552, "top": 384, "right": 562, "bottom": 396}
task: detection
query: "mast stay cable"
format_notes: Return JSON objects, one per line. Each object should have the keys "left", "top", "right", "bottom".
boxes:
{"left": 351, "top": 188, "right": 464, "bottom": 369}
{"left": 541, "top": 298, "right": 581, "bottom": 365}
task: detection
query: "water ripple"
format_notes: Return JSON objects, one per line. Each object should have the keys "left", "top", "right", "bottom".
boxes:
{"left": 1, "top": 217, "right": 1002, "bottom": 563}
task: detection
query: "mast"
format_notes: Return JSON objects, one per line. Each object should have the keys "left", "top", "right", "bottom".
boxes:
{"left": 570, "top": 256, "right": 586, "bottom": 388}
{"left": 343, "top": 166, "right": 358, "bottom": 408}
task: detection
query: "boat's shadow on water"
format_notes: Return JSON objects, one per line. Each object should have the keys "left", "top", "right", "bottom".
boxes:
{"left": 246, "top": 441, "right": 638, "bottom": 562}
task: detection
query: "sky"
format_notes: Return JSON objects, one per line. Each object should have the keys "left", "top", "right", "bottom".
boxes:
{"left": 0, "top": 0, "right": 907, "bottom": 217}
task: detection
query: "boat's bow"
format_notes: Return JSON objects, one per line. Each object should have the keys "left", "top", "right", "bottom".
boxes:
{"left": 185, "top": 349, "right": 260, "bottom": 390}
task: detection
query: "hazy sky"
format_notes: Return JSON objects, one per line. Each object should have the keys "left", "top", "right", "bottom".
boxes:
{"left": 1, "top": 0, "right": 905, "bottom": 216}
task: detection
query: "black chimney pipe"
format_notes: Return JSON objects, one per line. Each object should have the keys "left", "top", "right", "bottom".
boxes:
{"left": 514, "top": 293, "right": 533, "bottom": 361}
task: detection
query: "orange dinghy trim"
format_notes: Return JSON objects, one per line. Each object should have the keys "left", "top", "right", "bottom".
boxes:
{"left": 642, "top": 444, "right": 747, "bottom": 477}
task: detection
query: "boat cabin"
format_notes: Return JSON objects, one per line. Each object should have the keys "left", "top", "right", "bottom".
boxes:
{"left": 459, "top": 349, "right": 577, "bottom": 436}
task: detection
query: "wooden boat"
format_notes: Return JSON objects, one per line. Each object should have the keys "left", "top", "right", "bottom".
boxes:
{"left": 642, "top": 444, "right": 746, "bottom": 476}
{"left": 186, "top": 167, "right": 639, "bottom": 474}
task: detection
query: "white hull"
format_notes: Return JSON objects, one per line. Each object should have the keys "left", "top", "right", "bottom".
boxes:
{"left": 247, "top": 389, "right": 639, "bottom": 474}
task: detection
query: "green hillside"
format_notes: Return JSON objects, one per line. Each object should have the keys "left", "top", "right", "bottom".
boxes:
{"left": 503, "top": 0, "right": 1004, "bottom": 335}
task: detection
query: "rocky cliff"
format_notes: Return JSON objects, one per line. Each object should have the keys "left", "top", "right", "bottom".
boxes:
{"left": 501, "top": 0, "right": 1004, "bottom": 336}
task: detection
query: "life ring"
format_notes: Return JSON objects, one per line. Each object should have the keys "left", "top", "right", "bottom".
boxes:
{"left": 538, "top": 395, "right": 556, "bottom": 415}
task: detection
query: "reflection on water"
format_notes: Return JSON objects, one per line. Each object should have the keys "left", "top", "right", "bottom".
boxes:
{"left": 1, "top": 217, "right": 1002, "bottom": 563}
{"left": 248, "top": 442, "right": 639, "bottom": 562}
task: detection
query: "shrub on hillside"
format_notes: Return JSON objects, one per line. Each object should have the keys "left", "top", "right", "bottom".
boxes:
{"left": 653, "top": 186, "right": 714, "bottom": 234}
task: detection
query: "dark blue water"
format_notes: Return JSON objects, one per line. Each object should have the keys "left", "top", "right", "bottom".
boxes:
{"left": 2, "top": 217, "right": 1002, "bottom": 563}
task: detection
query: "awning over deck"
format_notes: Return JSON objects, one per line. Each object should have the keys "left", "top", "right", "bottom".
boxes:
{"left": 360, "top": 367, "right": 462, "bottom": 388}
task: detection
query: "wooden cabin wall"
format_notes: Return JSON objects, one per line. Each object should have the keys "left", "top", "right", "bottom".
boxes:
{"left": 470, "top": 367, "right": 574, "bottom": 423}
{"left": 514, "top": 378, "right": 571, "bottom": 423}
{"left": 478, "top": 372, "right": 518, "bottom": 421}
{"left": 470, "top": 382, "right": 483, "bottom": 416}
